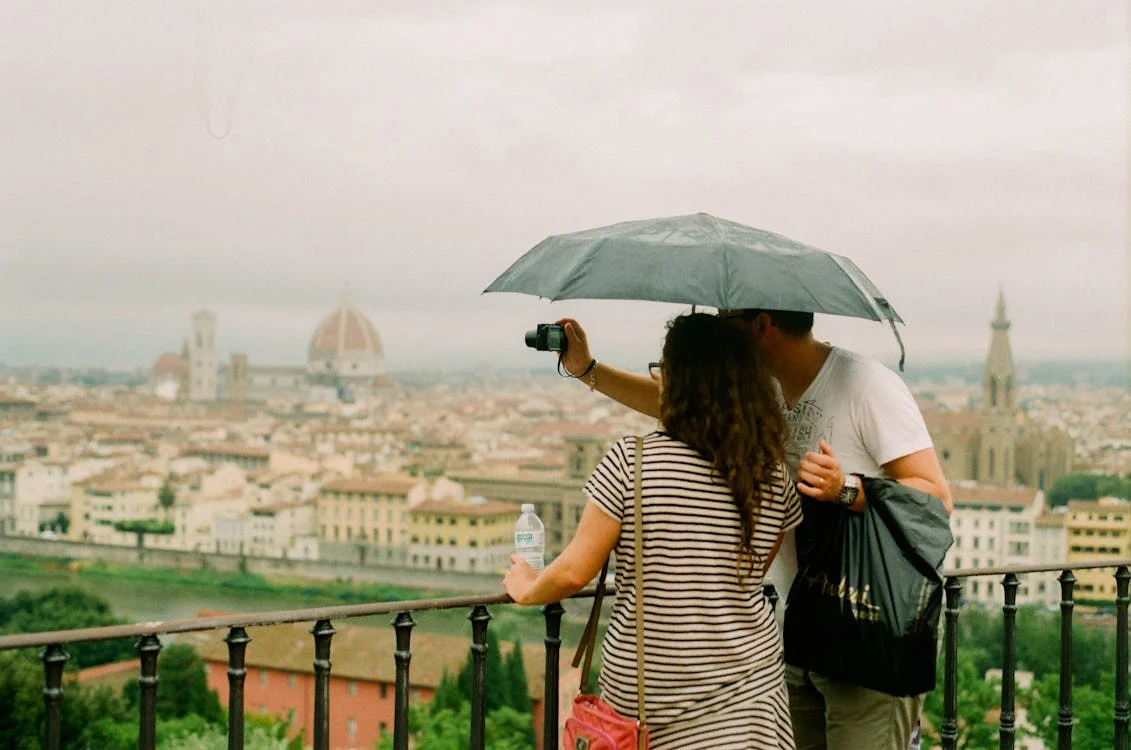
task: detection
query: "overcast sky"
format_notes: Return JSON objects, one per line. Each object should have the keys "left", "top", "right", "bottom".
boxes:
{"left": 0, "top": 1, "right": 1126, "bottom": 373}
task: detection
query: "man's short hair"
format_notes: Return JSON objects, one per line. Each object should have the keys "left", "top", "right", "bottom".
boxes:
{"left": 720, "top": 308, "right": 814, "bottom": 337}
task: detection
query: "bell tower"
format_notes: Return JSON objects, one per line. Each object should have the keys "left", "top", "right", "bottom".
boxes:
{"left": 978, "top": 287, "right": 1016, "bottom": 486}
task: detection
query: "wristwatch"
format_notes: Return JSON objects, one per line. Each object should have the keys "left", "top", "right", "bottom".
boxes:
{"left": 837, "top": 473, "right": 862, "bottom": 507}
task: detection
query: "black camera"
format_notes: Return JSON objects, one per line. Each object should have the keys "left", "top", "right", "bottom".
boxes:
{"left": 524, "top": 323, "right": 567, "bottom": 352}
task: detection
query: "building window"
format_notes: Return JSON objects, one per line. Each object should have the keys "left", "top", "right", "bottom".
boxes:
{"left": 259, "top": 669, "right": 268, "bottom": 686}
{"left": 289, "top": 673, "right": 297, "bottom": 689}
{"left": 347, "top": 718, "right": 358, "bottom": 740}
{"left": 380, "top": 683, "right": 388, "bottom": 700}
{"left": 348, "top": 680, "right": 357, "bottom": 696}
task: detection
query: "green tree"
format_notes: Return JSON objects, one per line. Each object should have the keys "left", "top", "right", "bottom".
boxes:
{"left": 431, "top": 669, "right": 463, "bottom": 716}
{"left": 922, "top": 647, "right": 999, "bottom": 749}
{"left": 0, "top": 587, "right": 134, "bottom": 668}
{"left": 53, "top": 511, "right": 70, "bottom": 534}
{"left": 1023, "top": 672, "right": 1116, "bottom": 750}
{"left": 456, "top": 630, "right": 510, "bottom": 714}
{"left": 158, "top": 480, "right": 176, "bottom": 513}
{"left": 376, "top": 703, "right": 533, "bottom": 750}
{"left": 121, "top": 644, "right": 223, "bottom": 723}
{"left": 0, "top": 649, "right": 130, "bottom": 750}
{"left": 1048, "top": 472, "right": 1130, "bottom": 506}
{"left": 503, "top": 639, "right": 532, "bottom": 714}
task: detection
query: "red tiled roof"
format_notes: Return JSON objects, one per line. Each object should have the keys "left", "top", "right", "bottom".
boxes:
{"left": 952, "top": 485, "right": 1039, "bottom": 509}
{"left": 323, "top": 475, "right": 422, "bottom": 496}
{"left": 410, "top": 500, "right": 522, "bottom": 517}
{"left": 151, "top": 353, "right": 184, "bottom": 378}
{"left": 185, "top": 444, "right": 270, "bottom": 459}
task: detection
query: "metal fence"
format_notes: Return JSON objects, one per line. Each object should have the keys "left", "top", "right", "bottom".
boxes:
{"left": 1, "top": 560, "right": 1128, "bottom": 750}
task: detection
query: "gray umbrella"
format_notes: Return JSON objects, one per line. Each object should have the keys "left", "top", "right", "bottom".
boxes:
{"left": 484, "top": 212, "right": 907, "bottom": 366}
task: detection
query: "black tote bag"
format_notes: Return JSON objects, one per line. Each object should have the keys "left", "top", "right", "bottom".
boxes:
{"left": 783, "top": 478, "right": 953, "bottom": 697}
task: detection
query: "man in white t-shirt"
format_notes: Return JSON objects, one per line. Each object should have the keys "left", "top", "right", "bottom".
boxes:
{"left": 552, "top": 309, "right": 952, "bottom": 750}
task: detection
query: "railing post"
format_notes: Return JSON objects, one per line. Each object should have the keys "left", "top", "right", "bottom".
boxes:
{"left": 941, "top": 577, "right": 963, "bottom": 750}
{"left": 392, "top": 612, "right": 415, "bottom": 750}
{"left": 225, "top": 627, "right": 251, "bottom": 750}
{"left": 41, "top": 644, "right": 69, "bottom": 750}
{"left": 1058, "top": 569, "right": 1076, "bottom": 750}
{"left": 137, "top": 634, "right": 163, "bottom": 750}
{"left": 311, "top": 619, "right": 336, "bottom": 750}
{"left": 1115, "top": 566, "right": 1130, "bottom": 750}
{"left": 468, "top": 604, "right": 491, "bottom": 750}
{"left": 999, "top": 573, "right": 1020, "bottom": 750}
{"left": 542, "top": 602, "right": 565, "bottom": 750}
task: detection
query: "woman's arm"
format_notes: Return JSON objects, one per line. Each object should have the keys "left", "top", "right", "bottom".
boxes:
{"left": 503, "top": 503, "right": 621, "bottom": 606}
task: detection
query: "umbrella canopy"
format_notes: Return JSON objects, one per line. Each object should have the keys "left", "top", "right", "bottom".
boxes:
{"left": 485, "top": 212, "right": 901, "bottom": 323}
{"left": 484, "top": 212, "right": 907, "bottom": 366}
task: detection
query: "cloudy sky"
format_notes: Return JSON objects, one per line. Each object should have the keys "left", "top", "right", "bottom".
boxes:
{"left": 0, "top": 1, "right": 1126, "bottom": 373}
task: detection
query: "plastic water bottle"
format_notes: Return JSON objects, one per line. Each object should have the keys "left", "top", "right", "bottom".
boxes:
{"left": 514, "top": 503, "right": 545, "bottom": 571}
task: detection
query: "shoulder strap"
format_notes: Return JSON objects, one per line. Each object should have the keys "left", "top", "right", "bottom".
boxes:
{"left": 569, "top": 437, "right": 648, "bottom": 740}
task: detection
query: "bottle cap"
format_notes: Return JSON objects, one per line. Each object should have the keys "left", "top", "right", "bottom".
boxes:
{"left": 521, "top": 503, "right": 535, "bottom": 514}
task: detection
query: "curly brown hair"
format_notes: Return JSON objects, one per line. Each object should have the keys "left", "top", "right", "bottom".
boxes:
{"left": 658, "top": 313, "right": 788, "bottom": 578}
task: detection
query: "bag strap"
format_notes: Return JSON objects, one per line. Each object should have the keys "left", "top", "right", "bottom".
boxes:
{"left": 632, "top": 435, "right": 647, "bottom": 743}
{"left": 570, "top": 436, "right": 648, "bottom": 740}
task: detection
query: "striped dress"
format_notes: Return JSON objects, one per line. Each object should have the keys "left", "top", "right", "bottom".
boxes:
{"left": 584, "top": 432, "right": 802, "bottom": 749}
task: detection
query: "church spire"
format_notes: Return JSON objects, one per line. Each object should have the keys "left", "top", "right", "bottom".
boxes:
{"left": 993, "top": 284, "right": 1010, "bottom": 331}
{"left": 983, "top": 285, "right": 1015, "bottom": 414}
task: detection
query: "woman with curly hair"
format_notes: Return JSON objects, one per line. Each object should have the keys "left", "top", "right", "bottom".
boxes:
{"left": 504, "top": 312, "right": 801, "bottom": 749}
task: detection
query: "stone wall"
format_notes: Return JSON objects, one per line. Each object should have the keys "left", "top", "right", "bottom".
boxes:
{"left": 0, "top": 535, "right": 506, "bottom": 594}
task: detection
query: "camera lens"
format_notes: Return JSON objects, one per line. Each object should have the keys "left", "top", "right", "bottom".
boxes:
{"left": 524, "top": 329, "right": 540, "bottom": 349}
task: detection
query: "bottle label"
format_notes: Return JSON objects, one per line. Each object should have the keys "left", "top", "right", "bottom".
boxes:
{"left": 515, "top": 531, "right": 543, "bottom": 547}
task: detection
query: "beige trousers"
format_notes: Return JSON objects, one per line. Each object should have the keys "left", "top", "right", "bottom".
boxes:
{"left": 786, "top": 665, "right": 922, "bottom": 750}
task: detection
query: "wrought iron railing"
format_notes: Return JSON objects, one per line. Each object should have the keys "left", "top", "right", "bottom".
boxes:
{"left": 1, "top": 560, "right": 1128, "bottom": 750}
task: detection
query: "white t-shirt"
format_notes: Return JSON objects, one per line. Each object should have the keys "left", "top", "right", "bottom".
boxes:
{"left": 767, "top": 346, "right": 934, "bottom": 629}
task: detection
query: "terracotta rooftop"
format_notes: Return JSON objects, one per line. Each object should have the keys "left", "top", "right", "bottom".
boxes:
{"left": 184, "top": 621, "right": 545, "bottom": 699}
{"left": 410, "top": 500, "right": 522, "bottom": 517}
{"left": 952, "top": 485, "right": 1039, "bottom": 509}
{"left": 185, "top": 444, "right": 270, "bottom": 459}
{"left": 151, "top": 352, "right": 184, "bottom": 378}
{"left": 323, "top": 475, "right": 422, "bottom": 496}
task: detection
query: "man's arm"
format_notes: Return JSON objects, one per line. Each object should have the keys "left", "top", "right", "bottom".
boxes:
{"left": 881, "top": 447, "right": 953, "bottom": 514}
{"left": 557, "top": 318, "right": 661, "bottom": 419}
{"left": 798, "top": 441, "right": 953, "bottom": 515}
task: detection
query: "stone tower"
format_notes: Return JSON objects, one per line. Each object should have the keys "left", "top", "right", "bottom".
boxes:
{"left": 229, "top": 353, "right": 248, "bottom": 404}
{"left": 188, "top": 310, "right": 219, "bottom": 402}
{"left": 978, "top": 287, "right": 1017, "bottom": 486}
{"left": 565, "top": 435, "right": 605, "bottom": 481}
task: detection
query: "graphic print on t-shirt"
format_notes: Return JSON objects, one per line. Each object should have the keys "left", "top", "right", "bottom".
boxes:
{"left": 784, "top": 399, "right": 834, "bottom": 473}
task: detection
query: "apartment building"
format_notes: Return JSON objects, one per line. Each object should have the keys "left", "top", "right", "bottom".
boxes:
{"left": 317, "top": 475, "right": 429, "bottom": 563}
{"left": 406, "top": 497, "right": 521, "bottom": 574}
{"left": 1066, "top": 496, "right": 1131, "bottom": 602}
{"left": 946, "top": 483, "right": 1062, "bottom": 608}
{"left": 449, "top": 434, "right": 606, "bottom": 558}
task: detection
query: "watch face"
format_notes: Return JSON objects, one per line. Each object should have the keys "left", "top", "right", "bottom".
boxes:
{"left": 838, "top": 485, "right": 859, "bottom": 506}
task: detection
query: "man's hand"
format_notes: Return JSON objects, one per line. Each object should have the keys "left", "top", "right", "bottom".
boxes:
{"left": 797, "top": 439, "right": 846, "bottom": 503}
{"left": 555, "top": 317, "right": 594, "bottom": 376}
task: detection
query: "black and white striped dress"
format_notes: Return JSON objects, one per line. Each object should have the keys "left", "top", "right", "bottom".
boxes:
{"left": 584, "top": 432, "right": 802, "bottom": 750}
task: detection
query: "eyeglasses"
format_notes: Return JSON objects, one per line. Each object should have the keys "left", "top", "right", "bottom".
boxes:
{"left": 648, "top": 361, "right": 662, "bottom": 379}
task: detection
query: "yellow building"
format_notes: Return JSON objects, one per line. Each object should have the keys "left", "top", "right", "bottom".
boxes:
{"left": 407, "top": 498, "right": 521, "bottom": 574}
{"left": 317, "top": 475, "right": 428, "bottom": 548}
{"left": 448, "top": 434, "right": 607, "bottom": 558}
{"left": 1065, "top": 497, "right": 1131, "bottom": 602}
